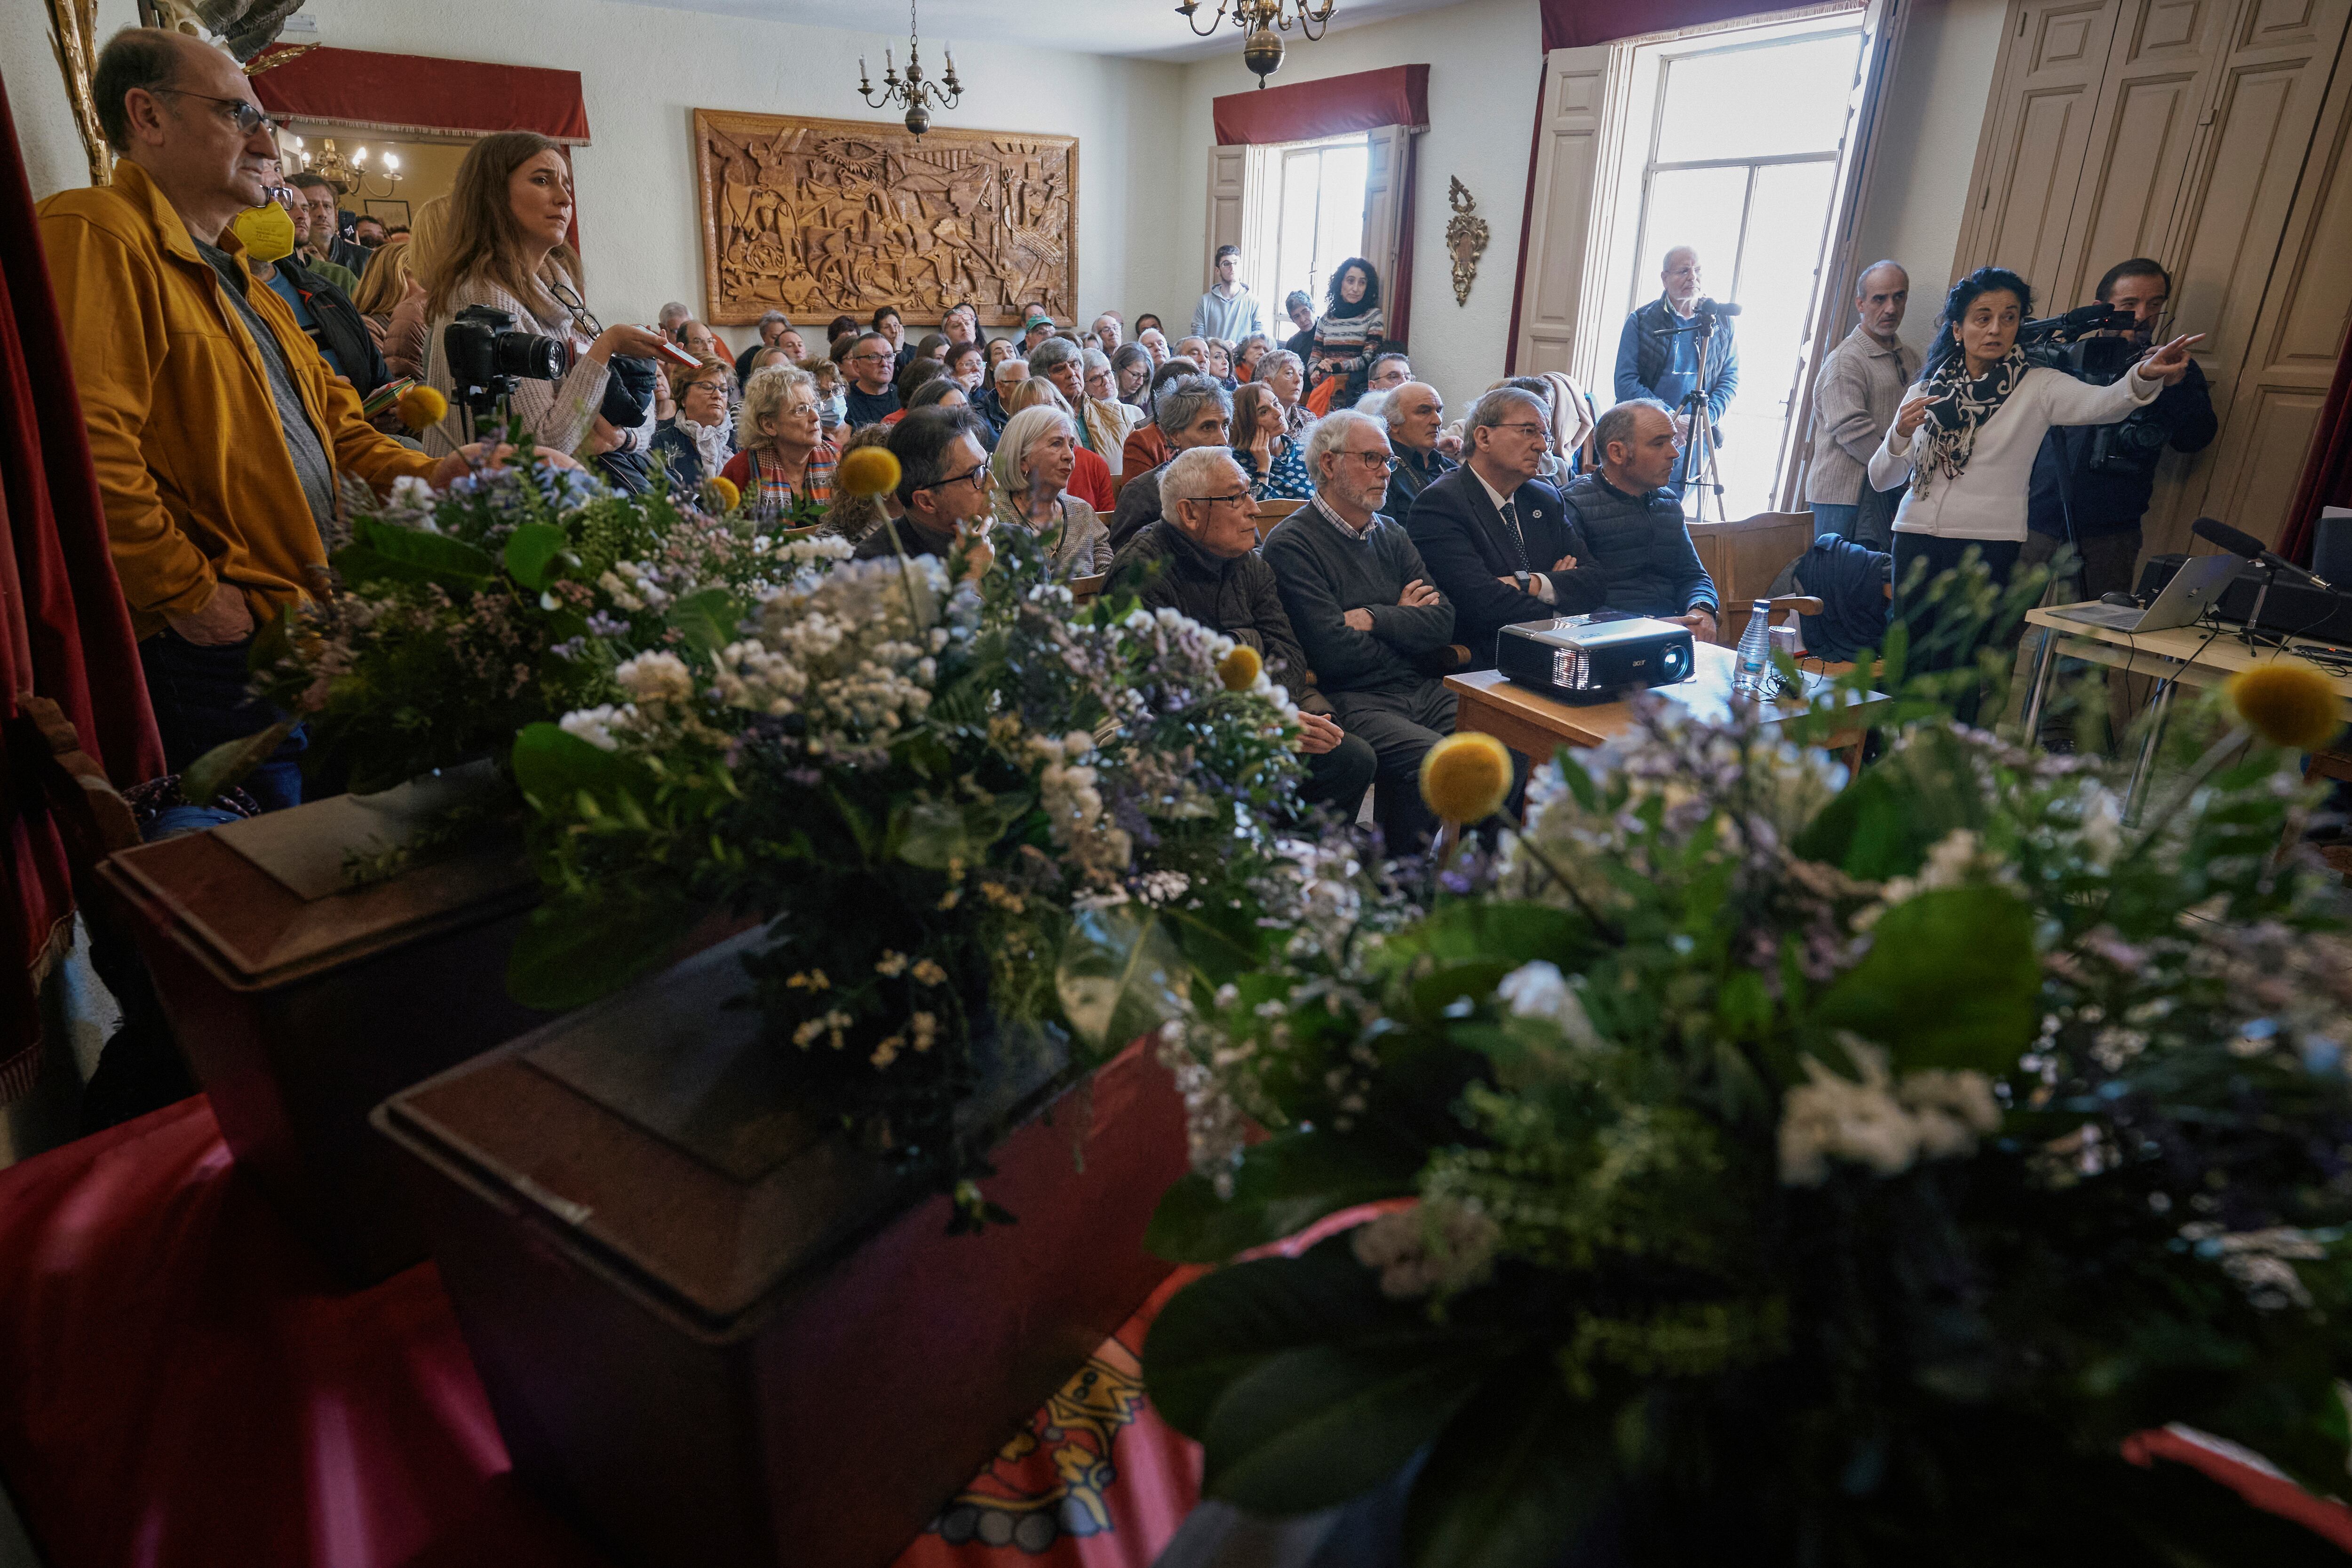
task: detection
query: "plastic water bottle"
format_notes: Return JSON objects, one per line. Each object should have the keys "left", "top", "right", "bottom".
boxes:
{"left": 1732, "top": 600, "right": 1773, "bottom": 694}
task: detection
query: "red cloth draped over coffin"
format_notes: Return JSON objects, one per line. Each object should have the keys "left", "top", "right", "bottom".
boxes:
{"left": 248, "top": 45, "right": 591, "bottom": 144}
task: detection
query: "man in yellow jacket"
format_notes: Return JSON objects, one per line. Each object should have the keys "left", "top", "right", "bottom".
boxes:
{"left": 40, "top": 28, "right": 490, "bottom": 809}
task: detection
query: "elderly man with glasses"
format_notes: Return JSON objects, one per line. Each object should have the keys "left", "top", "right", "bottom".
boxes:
{"left": 1262, "top": 410, "right": 1461, "bottom": 850}
{"left": 842, "top": 332, "right": 902, "bottom": 428}
{"left": 853, "top": 408, "right": 995, "bottom": 563}
{"left": 1109, "top": 447, "right": 1375, "bottom": 815}
{"left": 1404, "top": 387, "right": 1593, "bottom": 669}
{"left": 1108, "top": 373, "right": 1234, "bottom": 550}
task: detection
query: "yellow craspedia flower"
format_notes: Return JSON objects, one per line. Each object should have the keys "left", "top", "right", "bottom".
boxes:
{"left": 394, "top": 384, "right": 448, "bottom": 430}
{"left": 1218, "top": 644, "right": 1262, "bottom": 692}
{"left": 1419, "top": 732, "right": 1513, "bottom": 824}
{"left": 2229, "top": 661, "right": 2343, "bottom": 751}
{"left": 701, "top": 474, "right": 741, "bottom": 513}
{"left": 836, "top": 446, "right": 902, "bottom": 499}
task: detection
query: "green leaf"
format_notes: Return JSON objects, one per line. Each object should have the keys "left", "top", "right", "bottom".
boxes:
{"left": 1145, "top": 1131, "right": 1420, "bottom": 1263}
{"left": 1055, "top": 904, "right": 1186, "bottom": 1053}
{"left": 335, "top": 518, "right": 500, "bottom": 592}
{"left": 505, "top": 891, "right": 696, "bottom": 1010}
{"left": 509, "top": 722, "right": 651, "bottom": 815}
{"left": 669, "top": 586, "right": 747, "bottom": 663}
{"left": 501, "top": 522, "right": 570, "bottom": 591}
{"left": 1161, "top": 900, "right": 1268, "bottom": 991}
{"left": 178, "top": 716, "right": 298, "bottom": 805}
{"left": 1793, "top": 726, "right": 1986, "bottom": 880}
{"left": 891, "top": 793, "right": 1028, "bottom": 872}
{"left": 1380, "top": 900, "right": 1597, "bottom": 982}
{"left": 1811, "top": 884, "right": 2040, "bottom": 1075}
{"left": 1203, "top": 1343, "right": 1501, "bottom": 1513}
{"left": 1405, "top": 1360, "right": 1614, "bottom": 1568}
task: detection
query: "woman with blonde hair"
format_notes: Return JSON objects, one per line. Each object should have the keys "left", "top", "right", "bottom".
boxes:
{"left": 720, "top": 364, "right": 836, "bottom": 520}
{"left": 990, "top": 404, "right": 1111, "bottom": 578}
{"left": 379, "top": 195, "right": 446, "bottom": 382}
{"left": 650, "top": 355, "right": 734, "bottom": 489}
{"left": 349, "top": 234, "right": 411, "bottom": 338}
{"left": 420, "top": 132, "right": 667, "bottom": 457}
{"left": 1001, "top": 378, "right": 1115, "bottom": 513}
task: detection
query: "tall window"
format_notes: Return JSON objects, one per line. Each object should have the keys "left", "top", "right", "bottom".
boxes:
{"left": 1616, "top": 24, "right": 1866, "bottom": 514}
{"left": 1265, "top": 134, "right": 1369, "bottom": 326}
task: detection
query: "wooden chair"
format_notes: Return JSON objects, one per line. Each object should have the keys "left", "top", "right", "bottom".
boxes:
{"left": 1254, "top": 497, "right": 1306, "bottom": 541}
{"left": 1068, "top": 573, "right": 1108, "bottom": 605}
{"left": 1688, "top": 510, "right": 1817, "bottom": 646}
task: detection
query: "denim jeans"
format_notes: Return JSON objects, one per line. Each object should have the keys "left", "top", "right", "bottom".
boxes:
{"left": 1808, "top": 502, "right": 1860, "bottom": 540}
{"left": 138, "top": 629, "right": 308, "bottom": 812}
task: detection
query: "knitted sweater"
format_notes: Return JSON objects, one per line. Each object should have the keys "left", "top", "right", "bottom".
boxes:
{"left": 1261, "top": 499, "right": 1454, "bottom": 697}
{"left": 423, "top": 272, "right": 609, "bottom": 458}
{"left": 1310, "top": 307, "right": 1385, "bottom": 378}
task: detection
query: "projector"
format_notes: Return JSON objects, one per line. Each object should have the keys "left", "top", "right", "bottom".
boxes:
{"left": 1496, "top": 615, "right": 1696, "bottom": 704}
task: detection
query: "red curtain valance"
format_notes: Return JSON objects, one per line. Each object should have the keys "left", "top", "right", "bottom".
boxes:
{"left": 1541, "top": 0, "right": 1786, "bottom": 50}
{"left": 250, "top": 45, "right": 591, "bottom": 145}
{"left": 1212, "top": 64, "right": 1429, "bottom": 145}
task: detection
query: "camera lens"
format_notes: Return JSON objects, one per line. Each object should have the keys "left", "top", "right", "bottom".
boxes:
{"left": 493, "top": 330, "right": 568, "bottom": 381}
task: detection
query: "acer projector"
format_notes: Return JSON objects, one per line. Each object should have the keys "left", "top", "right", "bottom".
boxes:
{"left": 1496, "top": 616, "right": 1696, "bottom": 704}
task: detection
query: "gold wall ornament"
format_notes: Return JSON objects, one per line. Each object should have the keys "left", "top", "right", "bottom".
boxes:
{"left": 46, "top": 0, "right": 107, "bottom": 186}
{"left": 692, "top": 108, "right": 1076, "bottom": 329}
{"left": 1445, "top": 176, "right": 1489, "bottom": 307}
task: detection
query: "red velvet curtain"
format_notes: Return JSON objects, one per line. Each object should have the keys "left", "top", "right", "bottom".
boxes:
{"left": 2280, "top": 319, "right": 2352, "bottom": 565}
{"left": 249, "top": 45, "right": 591, "bottom": 143}
{"left": 1540, "top": 0, "right": 1816, "bottom": 49}
{"left": 1, "top": 76, "right": 166, "bottom": 1093}
{"left": 1213, "top": 65, "right": 1429, "bottom": 346}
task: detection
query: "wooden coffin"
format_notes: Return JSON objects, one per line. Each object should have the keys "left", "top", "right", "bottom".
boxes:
{"left": 95, "top": 780, "right": 553, "bottom": 1284}
{"left": 373, "top": 930, "right": 1188, "bottom": 1568}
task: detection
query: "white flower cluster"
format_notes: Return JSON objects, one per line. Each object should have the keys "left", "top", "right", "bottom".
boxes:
{"left": 1030, "top": 730, "right": 1133, "bottom": 884}
{"left": 775, "top": 533, "right": 855, "bottom": 566}
{"left": 706, "top": 557, "right": 955, "bottom": 760}
{"left": 1778, "top": 1035, "right": 2002, "bottom": 1187}
{"left": 613, "top": 650, "right": 696, "bottom": 705}
{"left": 596, "top": 559, "right": 671, "bottom": 613}
{"left": 1855, "top": 828, "right": 2017, "bottom": 930}
{"left": 1495, "top": 961, "right": 1604, "bottom": 1051}
{"left": 1350, "top": 1198, "right": 1502, "bottom": 1299}
{"left": 559, "top": 703, "right": 636, "bottom": 752}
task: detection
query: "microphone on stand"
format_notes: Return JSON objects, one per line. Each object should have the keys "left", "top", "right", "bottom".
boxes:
{"left": 2192, "top": 517, "right": 2332, "bottom": 590}
{"left": 1694, "top": 296, "right": 1742, "bottom": 317}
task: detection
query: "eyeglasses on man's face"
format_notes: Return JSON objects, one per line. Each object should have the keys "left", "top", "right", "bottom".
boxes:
{"left": 1184, "top": 490, "right": 1254, "bottom": 510}
{"left": 919, "top": 464, "right": 993, "bottom": 496}
{"left": 1493, "top": 422, "right": 1551, "bottom": 441}
{"left": 847, "top": 350, "right": 890, "bottom": 365}
{"left": 162, "top": 88, "right": 279, "bottom": 138}
{"left": 1344, "top": 448, "right": 1400, "bottom": 473}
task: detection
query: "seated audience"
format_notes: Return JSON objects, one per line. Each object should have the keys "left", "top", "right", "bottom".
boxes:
{"left": 889, "top": 355, "right": 946, "bottom": 422}
{"left": 1112, "top": 343, "right": 1153, "bottom": 409}
{"left": 46, "top": 27, "right": 493, "bottom": 810}
{"left": 854, "top": 408, "right": 993, "bottom": 562}
{"left": 350, "top": 215, "right": 388, "bottom": 249}
{"left": 1308, "top": 258, "right": 1385, "bottom": 409}
{"left": 1175, "top": 335, "right": 1210, "bottom": 366}
{"left": 1001, "top": 380, "right": 1113, "bottom": 512}
{"left": 288, "top": 170, "right": 363, "bottom": 286}
{"left": 826, "top": 424, "right": 899, "bottom": 545}
{"left": 348, "top": 232, "right": 411, "bottom": 351}
{"left": 747, "top": 344, "right": 793, "bottom": 377}
{"left": 421, "top": 132, "right": 668, "bottom": 459}
{"left": 1234, "top": 333, "right": 1272, "bottom": 384}
{"left": 1203, "top": 339, "right": 1237, "bottom": 389}
{"left": 1134, "top": 312, "right": 1164, "bottom": 338}
{"left": 1111, "top": 372, "right": 1232, "bottom": 549}
{"left": 1021, "top": 314, "right": 1057, "bottom": 355}
{"left": 1258, "top": 348, "right": 1313, "bottom": 439}
{"left": 675, "top": 318, "right": 723, "bottom": 364}
{"left": 1137, "top": 326, "right": 1169, "bottom": 368}
{"left": 1122, "top": 356, "right": 1200, "bottom": 476}
{"left": 1365, "top": 352, "right": 1413, "bottom": 397}
{"left": 1262, "top": 411, "right": 1455, "bottom": 848}
{"left": 942, "top": 302, "right": 980, "bottom": 348}
{"left": 1502, "top": 372, "right": 1596, "bottom": 485}
{"left": 651, "top": 355, "right": 735, "bottom": 489}
{"left": 1084, "top": 348, "right": 1139, "bottom": 431}
{"left": 1028, "top": 336, "right": 1130, "bottom": 479}
{"left": 842, "top": 332, "right": 901, "bottom": 426}
{"left": 1233, "top": 382, "right": 1311, "bottom": 501}
{"left": 735, "top": 312, "right": 805, "bottom": 383}
{"left": 945, "top": 337, "right": 987, "bottom": 393}
{"left": 1108, "top": 446, "right": 1376, "bottom": 814}
{"left": 1091, "top": 312, "right": 1124, "bottom": 351}
{"left": 807, "top": 356, "right": 848, "bottom": 436}
{"left": 978, "top": 355, "right": 1027, "bottom": 433}
{"left": 658, "top": 301, "right": 693, "bottom": 334}
{"left": 1381, "top": 381, "right": 1455, "bottom": 520}
{"left": 984, "top": 336, "right": 1017, "bottom": 374}
{"left": 1558, "top": 399, "right": 1719, "bottom": 636}
{"left": 872, "top": 304, "right": 909, "bottom": 374}
{"left": 721, "top": 364, "right": 834, "bottom": 519}
{"left": 1405, "top": 387, "right": 1587, "bottom": 668}
{"left": 991, "top": 405, "right": 1112, "bottom": 579}
{"left": 825, "top": 312, "right": 861, "bottom": 348}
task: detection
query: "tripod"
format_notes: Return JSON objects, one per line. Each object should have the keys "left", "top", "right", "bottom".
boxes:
{"left": 1653, "top": 310, "right": 1726, "bottom": 524}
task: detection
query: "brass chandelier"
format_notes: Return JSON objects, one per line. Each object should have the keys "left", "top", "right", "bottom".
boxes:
{"left": 859, "top": 0, "right": 961, "bottom": 138}
{"left": 1176, "top": 0, "right": 1337, "bottom": 88}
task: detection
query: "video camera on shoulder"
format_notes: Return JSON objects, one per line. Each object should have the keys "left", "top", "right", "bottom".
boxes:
{"left": 443, "top": 305, "right": 567, "bottom": 429}
{"left": 2018, "top": 302, "right": 2137, "bottom": 382}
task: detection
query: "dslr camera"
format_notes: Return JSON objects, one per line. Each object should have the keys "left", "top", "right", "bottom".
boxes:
{"left": 2018, "top": 302, "right": 2163, "bottom": 475}
{"left": 442, "top": 305, "right": 566, "bottom": 419}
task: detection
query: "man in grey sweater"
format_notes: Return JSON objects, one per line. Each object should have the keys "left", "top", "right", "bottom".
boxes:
{"left": 1262, "top": 410, "right": 1459, "bottom": 851}
{"left": 1804, "top": 260, "right": 1917, "bottom": 544}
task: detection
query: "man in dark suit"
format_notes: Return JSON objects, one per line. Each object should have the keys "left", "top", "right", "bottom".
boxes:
{"left": 1403, "top": 387, "right": 1593, "bottom": 669}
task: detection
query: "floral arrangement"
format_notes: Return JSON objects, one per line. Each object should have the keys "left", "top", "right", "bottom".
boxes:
{"left": 509, "top": 517, "right": 1316, "bottom": 1224}
{"left": 1138, "top": 656, "right": 2352, "bottom": 1566}
{"left": 240, "top": 442, "right": 806, "bottom": 794}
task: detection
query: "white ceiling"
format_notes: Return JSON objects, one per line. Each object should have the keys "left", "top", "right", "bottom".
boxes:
{"left": 607, "top": 0, "right": 1465, "bottom": 62}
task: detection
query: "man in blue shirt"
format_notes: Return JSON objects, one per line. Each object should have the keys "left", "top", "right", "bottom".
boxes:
{"left": 1613, "top": 246, "right": 1738, "bottom": 491}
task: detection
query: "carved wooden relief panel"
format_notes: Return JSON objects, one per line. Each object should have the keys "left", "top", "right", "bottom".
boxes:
{"left": 692, "top": 108, "right": 1078, "bottom": 328}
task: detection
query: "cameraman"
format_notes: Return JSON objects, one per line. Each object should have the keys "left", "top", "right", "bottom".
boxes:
{"left": 2021, "top": 258, "right": 2217, "bottom": 598}
{"left": 420, "top": 132, "right": 668, "bottom": 459}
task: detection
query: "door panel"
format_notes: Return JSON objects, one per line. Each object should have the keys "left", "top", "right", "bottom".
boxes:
{"left": 1360, "top": 124, "right": 1412, "bottom": 333}
{"left": 1205, "top": 144, "right": 1247, "bottom": 290}
{"left": 1514, "top": 46, "right": 1613, "bottom": 378}
{"left": 1959, "top": 0, "right": 2121, "bottom": 279}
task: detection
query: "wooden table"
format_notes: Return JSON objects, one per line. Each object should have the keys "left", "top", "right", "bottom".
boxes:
{"left": 2021, "top": 605, "right": 2352, "bottom": 820}
{"left": 1446, "top": 640, "right": 1890, "bottom": 758}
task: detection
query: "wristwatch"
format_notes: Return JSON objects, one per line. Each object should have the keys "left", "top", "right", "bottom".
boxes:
{"left": 1514, "top": 571, "right": 1533, "bottom": 594}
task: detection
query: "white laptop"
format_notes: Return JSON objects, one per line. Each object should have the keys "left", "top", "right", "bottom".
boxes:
{"left": 2048, "top": 552, "right": 2242, "bottom": 633}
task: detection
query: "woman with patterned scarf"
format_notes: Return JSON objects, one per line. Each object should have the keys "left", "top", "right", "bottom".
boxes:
{"left": 720, "top": 365, "right": 835, "bottom": 523}
{"left": 1867, "top": 266, "right": 2201, "bottom": 710}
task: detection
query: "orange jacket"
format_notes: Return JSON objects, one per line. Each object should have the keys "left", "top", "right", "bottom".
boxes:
{"left": 37, "top": 159, "right": 437, "bottom": 640}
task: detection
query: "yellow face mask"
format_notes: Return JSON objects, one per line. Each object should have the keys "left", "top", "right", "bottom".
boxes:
{"left": 231, "top": 201, "right": 298, "bottom": 265}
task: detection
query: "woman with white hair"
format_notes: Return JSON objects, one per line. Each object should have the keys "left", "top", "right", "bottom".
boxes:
{"left": 990, "top": 404, "right": 1112, "bottom": 578}
{"left": 719, "top": 364, "right": 835, "bottom": 520}
{"left": 1258, "top": 349, "right": 1313, "bottom": 440}
{"left": 1085, "top": 347, "right": 1145, "bottom": 445}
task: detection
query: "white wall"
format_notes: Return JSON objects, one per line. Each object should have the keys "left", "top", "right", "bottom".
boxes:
{"left": 1168, "top": 0, "right": 1546, "bottom": 411}
{"left": 0, "top": 0, "right": 1192, "bottom": 338}
{"left": 1848, "top": 0, "right": 2009, "bottom": 362}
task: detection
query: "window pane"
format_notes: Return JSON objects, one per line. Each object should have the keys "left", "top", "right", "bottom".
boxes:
{"left": 1712, "top": 159, "right": 1839, "bottom": 515}
{"left": 1311, "top": 142, "right": 1369, "bottom": 311}
{"left": 1653, "top": 33, "right": 1862, "bottom": 164}
{"left": 1275, "top": 149, "right": 1323, "bottom": 312}
{"left": 1637, "top": 165, "right": 1747, "bottom": 311}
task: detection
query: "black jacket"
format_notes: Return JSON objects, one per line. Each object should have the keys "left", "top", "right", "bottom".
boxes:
{"left": 1107, "top": 521, "right": 1324, "bottom": 710}
{"left": 1555, "top": 472, "right": 1719, "bottom": 621}
{"left": 1405, "top": 467, "right": 1594, "bottom": 668}
{"left": 1109, "top": 461, "right": 1169, "bottom": 551}
{"left": 2026, "top": 359, "right": 2217, "bottom": 540}
{"left": 273, "top": 258, "right": 389, "bottom": 399}
{"left": 1383, "top": 444, "right": 1457, "bottom": 530}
